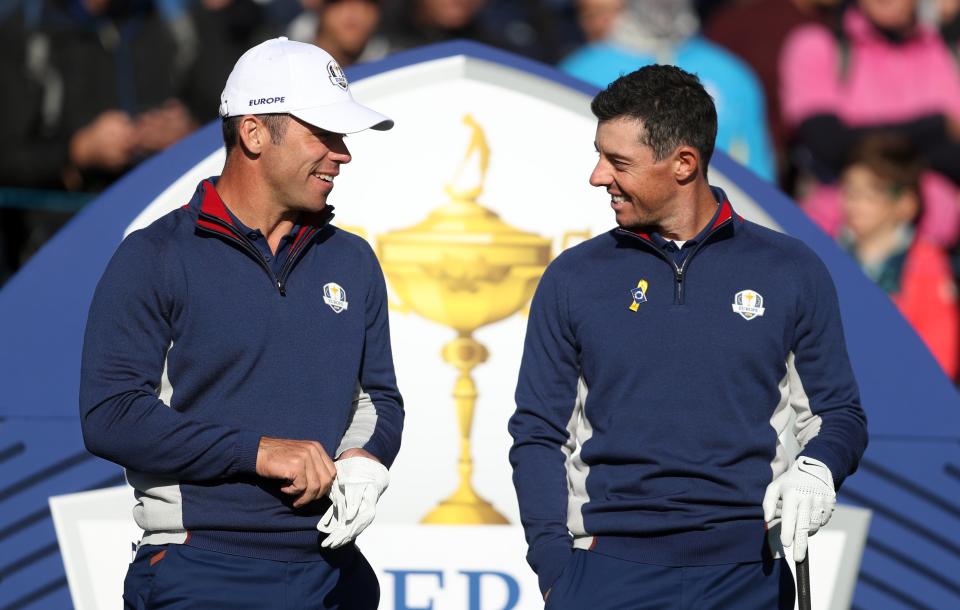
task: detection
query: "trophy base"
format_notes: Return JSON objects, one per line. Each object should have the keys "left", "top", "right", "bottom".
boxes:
{"left": 421, "top": 498, "right": 510, "bottom": 525}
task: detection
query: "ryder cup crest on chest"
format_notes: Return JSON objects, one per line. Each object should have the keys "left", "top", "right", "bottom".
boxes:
{"left": 732, "top": 289, "right": 765, "bottom": 320}
{"left": 323, "top": 282, "right": 349, "bottom": 313}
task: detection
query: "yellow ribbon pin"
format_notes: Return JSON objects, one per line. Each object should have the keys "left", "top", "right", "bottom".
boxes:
{"left": 629, "top": 279, "right": 649, "bottom": 312}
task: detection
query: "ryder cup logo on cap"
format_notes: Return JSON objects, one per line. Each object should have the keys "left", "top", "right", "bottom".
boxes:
{"left": 327, "top": 61, "right": 348, "bottom": 90}
{"left": 219, "top": 37, "right": 393, "bottom": 134}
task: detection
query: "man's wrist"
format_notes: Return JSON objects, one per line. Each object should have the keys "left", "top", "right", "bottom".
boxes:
{"left": 238, "top": 430, "right": 264, "bottom": 475}
{"left": 532, "top": 540, "right": 574, "bottom": 595}
{"left": 796, "top": 455, "right": 835, "bottom": 490}
{"left": 337, "top": 447, "right": 380, "bottom": 462}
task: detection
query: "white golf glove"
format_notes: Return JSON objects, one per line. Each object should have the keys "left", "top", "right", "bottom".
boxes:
{"left": 317, "top": 457, "right": 389, "bottom": 548}
{"left": 763, "top": 456, "right": 836, "bottom": 561}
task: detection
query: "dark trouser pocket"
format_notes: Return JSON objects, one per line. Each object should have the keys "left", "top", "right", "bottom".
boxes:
{"left": 545, "top": 550, "right": 581, "bottom": 610}
{"left": 122, "top": 545, "right": 170, "bottom": 610}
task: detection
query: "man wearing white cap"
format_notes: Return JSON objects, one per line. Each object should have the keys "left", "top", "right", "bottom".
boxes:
{"left": 80, "top": 38, "right": 403, "bottom": 609}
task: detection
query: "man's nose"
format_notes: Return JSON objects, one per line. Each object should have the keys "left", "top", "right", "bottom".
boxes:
{"left": 330, "top": 137, "right": 352, "bottom": 164}
{"left": 589, "top": 160, "right": 610, "bottom": 187}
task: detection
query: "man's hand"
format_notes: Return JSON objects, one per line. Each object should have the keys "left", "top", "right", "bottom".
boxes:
{"left": 135, "top": 99, "right": 197, "bottom": 154}
{"left": 69, "top": 110, "right": 137, "bottom": 171}
{"left": 317, "top": 455, "right": 389, "bottom": 548}
{"left": 256, "top": 437, "right": 337, "bottom": 508}
{"left": 762, "top": 457, "right": 836, "bottom": 561}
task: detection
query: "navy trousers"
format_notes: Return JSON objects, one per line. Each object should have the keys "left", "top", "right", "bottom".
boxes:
{"left": 123, "top": 543, "right": 379, "bottom": 610}
{"left": 545, "top": 549, "right": 796, "bottom": 610}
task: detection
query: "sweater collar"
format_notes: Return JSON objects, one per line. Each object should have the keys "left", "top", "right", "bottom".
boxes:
{"left": 617, "top": 186, "right": 737, "bottom": 247}
{"left": 191, "top": 177, "right": 335, "bottom": 232}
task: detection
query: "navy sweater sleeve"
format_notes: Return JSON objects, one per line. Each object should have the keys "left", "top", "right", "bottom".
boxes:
{"left": 508, "top": 260, "right": 579, "bottom": 594}
{"left": 80, "top": 230, "right": 262, "bottom": 479}
{"left": 347, "top": 246, "right": 404, "bottom": 467}
{"left": 790, "top": 247, "right": 868, "bottom": 488}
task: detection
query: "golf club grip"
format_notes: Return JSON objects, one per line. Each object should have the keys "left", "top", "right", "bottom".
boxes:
{"left": 796, "top": 553, "right": 812, "bottom": 610}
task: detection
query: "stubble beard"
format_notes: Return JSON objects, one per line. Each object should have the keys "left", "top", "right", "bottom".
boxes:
{"left": 617, "top": 205, "right": 660, "bottom": 234}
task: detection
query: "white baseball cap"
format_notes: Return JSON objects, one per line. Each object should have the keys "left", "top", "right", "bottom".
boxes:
{"left": 219, "top": 37, "right": 393, "bottom": 134}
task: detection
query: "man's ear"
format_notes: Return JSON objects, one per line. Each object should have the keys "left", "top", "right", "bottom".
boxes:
{"left": 673, "top": 145, "right": 700, "bottom": 183}
{"left": 238, "top": 116, "right": 265, "bottom": 155}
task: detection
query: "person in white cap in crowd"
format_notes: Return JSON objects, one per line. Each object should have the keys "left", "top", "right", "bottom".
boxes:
{"left": 80, "top": 37, "right": 403, "bottom": 609}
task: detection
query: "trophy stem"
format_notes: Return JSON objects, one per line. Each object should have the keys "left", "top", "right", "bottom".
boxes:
{"left": 420, "top": 333, "right": 510, "bottom": 524}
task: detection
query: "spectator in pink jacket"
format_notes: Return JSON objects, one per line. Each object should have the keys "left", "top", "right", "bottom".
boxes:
{"left": 780, "top": 0, "right": 960, "bottom": 247}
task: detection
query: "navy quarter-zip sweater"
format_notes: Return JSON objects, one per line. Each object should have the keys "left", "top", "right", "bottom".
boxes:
{"left": 509, "top": 190, "right": 867, "bottom": 594}
{"left": 80, "top": 178, "right": 404, "bottom": 560}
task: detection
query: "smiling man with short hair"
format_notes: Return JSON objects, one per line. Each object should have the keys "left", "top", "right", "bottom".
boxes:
{"left": 509, "top": 64, "right": 868, "bottom": 609}
{"left": 81, "top": 38, "right": 403, "bottom": 609}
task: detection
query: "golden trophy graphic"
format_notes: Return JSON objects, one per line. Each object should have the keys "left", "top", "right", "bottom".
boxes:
{"left": 377, "top": 115, "right": 552, "bottom": 524}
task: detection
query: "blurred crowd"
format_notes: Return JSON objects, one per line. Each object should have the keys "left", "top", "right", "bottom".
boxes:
{"left": 1, "top": 0, "right": 959, "bottom": 381}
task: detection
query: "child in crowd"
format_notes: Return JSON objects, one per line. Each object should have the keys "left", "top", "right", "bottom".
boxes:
{"left": 840, "top": 135, "right": 959, "bottom": 379}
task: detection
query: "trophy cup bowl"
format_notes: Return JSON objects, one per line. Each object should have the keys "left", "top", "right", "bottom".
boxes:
{"left": 379, "top": 199, "right": 550, "bottom": 332}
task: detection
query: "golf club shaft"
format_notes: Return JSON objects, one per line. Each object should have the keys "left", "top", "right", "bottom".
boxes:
{"left": 796, "top": 551, "right": 812, "bottom": 610}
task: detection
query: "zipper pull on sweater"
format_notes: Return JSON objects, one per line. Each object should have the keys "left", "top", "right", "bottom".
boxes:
{"left": 675, "top": 266, "right": 684, "bottom": 304}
